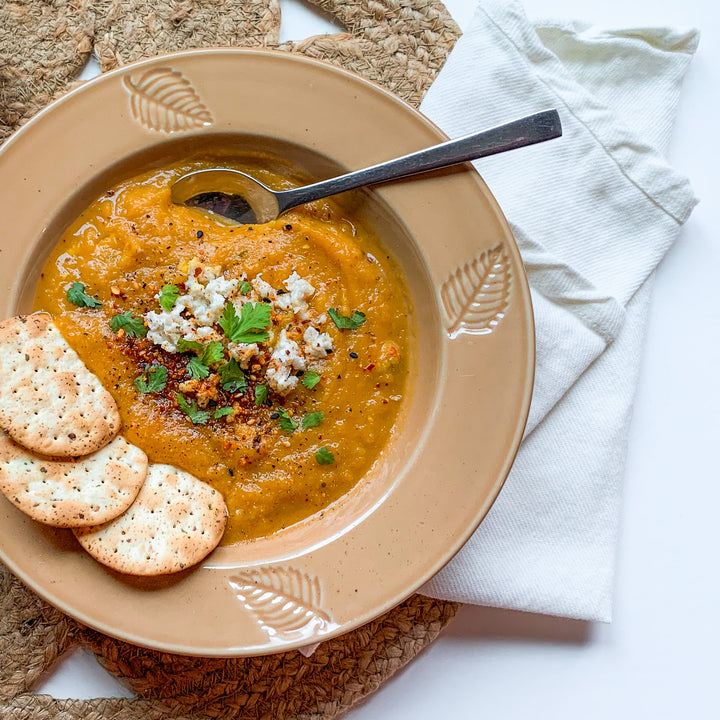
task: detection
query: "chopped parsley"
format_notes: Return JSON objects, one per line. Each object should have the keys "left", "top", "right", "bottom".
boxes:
{"left": 219, "top": 358, "right": 247, "bottom": 392}
{"left": 316, "top": 446, "right": 335, "bottom": 465}
{"left": 177, "top": 338, "right": 203, "bottom": 353}
{"left": 186, "top": 356, "right": 210, "bottom": 379}
{"left": 277, "top": 408, "right": 298, "bottom": 433}
{"left": 109, "top": 311, "right": 147, "bottom": 337}
{"left": 301, "top": 370, "right": 321, "bottom": 390}
{"left": 176, "top": 393, "right": 211, "bottom": 424}
{"left": 254, "top": 384, "right": 268, "bottom": 407}
{"left": 67, "top": 282, "right": 101, "bottom": 308}
{"left": 158, "top": 284, "right": 180, "bottom": 311}
{"left": 302, "top": 411, "right": 324, "bottom": 430}
{"left": 219, "top": 301, "right": 272, "bottom": 344}
{"left": 328, "top": 308, "right": 366, "bottom": 330}
{"left": 133, "top": 365, "right": 167, "bottom": 394}
{"left": 185, "top": 341, "right": 224, "bottom": 379}
{"left": 239, "top": 280, "right": 253, "bottom": 294}
{"left": 214, "top": 406, "right": 234, "bottom": 419}
{"left": 199, "top": 340, "right": 225, "bottom": 365}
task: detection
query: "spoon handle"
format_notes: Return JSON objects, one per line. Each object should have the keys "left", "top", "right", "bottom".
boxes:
{"left": 276, "top": 109, "right": 561, "bottom": 213}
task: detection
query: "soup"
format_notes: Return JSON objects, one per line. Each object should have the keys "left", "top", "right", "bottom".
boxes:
{"left": 33, "top": 160, "right": 412, "bottom": 543}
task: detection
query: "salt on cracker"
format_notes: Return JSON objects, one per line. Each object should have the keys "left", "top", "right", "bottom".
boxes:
{"left": 0, "top": 313, "right": 120, "bottom": 456}
{"left": 73, "top": 464, "right": 227, "bottom": 575}
{"left": 0, "top": 430, "right": 148, "bottom": 527}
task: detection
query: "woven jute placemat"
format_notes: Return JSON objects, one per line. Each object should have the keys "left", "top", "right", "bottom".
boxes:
{"left": 0, "top": 1, "right": 462, "bottom": 718}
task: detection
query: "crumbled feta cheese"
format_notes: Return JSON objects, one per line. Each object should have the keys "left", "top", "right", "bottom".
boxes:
{"left": 303, "top": 326, "right": 333, "bottom": 359}
{"left": 193, "top": 326, "right": 223, "bottom": 342}
{"left": 265, "top": 329, "right": 307, "bottom": 394}
{"left": 182, "top": 269, "right": 237, "bottom": 327}
{"left": 186, "top": 258, "right": 218, "bottom": 283}
{"left": 265, "top": 364, "right": 296, "bottom": 394}
{"left": 228, "top": 342, "right": 260, "bottom": 369}
{"left": 275, "top": 271, "right": 315, "bottom": 318}
{"left": 252, "top": 274, "right": 276, "bottom": 301}
{"left": 275, "top": 330, "right": 306, "bottom": 369}
{"left": 144, "top": 308, "right": 196, "bottom": 352}
{"left": 145, "top": 307, "right": 224, "bottom": 353}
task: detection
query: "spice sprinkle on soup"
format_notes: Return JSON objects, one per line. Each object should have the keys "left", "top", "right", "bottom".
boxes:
{"left": 33, "top": 162, "right": 412, "bottom": 543}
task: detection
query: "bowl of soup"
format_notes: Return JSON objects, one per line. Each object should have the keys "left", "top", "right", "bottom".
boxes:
{"left": 0, "top": 49, "right": 533, "bottom": 655}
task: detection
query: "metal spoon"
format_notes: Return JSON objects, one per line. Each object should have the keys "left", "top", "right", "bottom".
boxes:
{"left": 171, "top": 109, "right": 562, "bottom": 225}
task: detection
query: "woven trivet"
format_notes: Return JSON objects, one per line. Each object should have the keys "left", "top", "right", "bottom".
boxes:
{"left": 0, "top": 1, "right": 462, "bottom": 717}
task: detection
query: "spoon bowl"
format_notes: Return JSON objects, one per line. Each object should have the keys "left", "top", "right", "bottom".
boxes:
{"left": 171, "top": 109, "right": 562, "bottom": 224}
{"left": 171, "top": 168, "right": 278, "bottom": 224}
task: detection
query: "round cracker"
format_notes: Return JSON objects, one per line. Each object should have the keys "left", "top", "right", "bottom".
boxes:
{"left": 0, "top": 431, "right": 148, "bottom": 527}
{"left": 0, "top": 313, "right": 121, "bottom": 456}
{"left": 73, "top": 464, "right": 228, "bottom": 576}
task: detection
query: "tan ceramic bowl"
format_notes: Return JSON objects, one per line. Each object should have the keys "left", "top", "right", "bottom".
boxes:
{"left": 0, "top": 49, "right": 533, "bottom": 656}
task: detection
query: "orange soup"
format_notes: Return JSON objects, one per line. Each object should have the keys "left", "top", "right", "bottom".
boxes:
{"left": 33, "top": 161, "right": 412, "bottom": 542}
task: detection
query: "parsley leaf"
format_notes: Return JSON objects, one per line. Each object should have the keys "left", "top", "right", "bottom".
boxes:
{"left": 239, "top": 280, "right": 253, "bottom": 294}
{"left": 254, "top": 384, "right": 268, "bottom": 407}
{"left": 187, "top": 356, "right": 210, "bottom": 379}
{"left": 133, "top": 365, "right": 167, "bottom": 394}
{"left": 302, "top": 411, "right": 324, "bottom": 430}
{"left": 109, "top": 311, "right": 147, "bottom": 337}
{"left": 176, "top": 393, "right": 211, "bottom": 424}
{"left": 184, "top": 341, "right": 224, "bottom": 379}
{"left": 158, "top": 284, "right": 180, "bottom": 311}
{"left": 177, "top": 338, "right": 203, "bottom": 353}
{"left": 218, "top": 302, "right": 241, "bottom": 339}
{"left": 219, "top": 301, "right": 272, "bottom": 344}
{"left": 277, "top": 408, "right": 298, "bottom": 433}
{"left": 214, "top": 406, "right": 234, "bottom": 419}
{"left": 199, "top": 340, "right": 225, "bottom": 366}
{"left": 219, "top": 358, "right": 247, "bottom": 392}
{"left": 67, "top": 282, "right": 101, "bottom": 309}
{"left": 316, "top": 446, "right": 335, "bottom": 465}
{"left": 328, "top": 308, "right": 366, "bottom": 330}
{"left": 301, "top": 371, "right": 321, "bottom": 390}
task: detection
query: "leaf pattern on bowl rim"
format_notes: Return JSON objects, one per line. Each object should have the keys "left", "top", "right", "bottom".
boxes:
{"left": 122, "top": 67, "right": 213, "bottom": 133}
{"left": 441, "top": 244, "right": 513, "bottom": 339}
{"left": 228, "top": 565, "right": 336, "bottom": 644}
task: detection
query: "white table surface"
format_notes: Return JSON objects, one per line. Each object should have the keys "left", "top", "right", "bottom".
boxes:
{"left": 34, "top": 0, "right": 720, "bottom": 716}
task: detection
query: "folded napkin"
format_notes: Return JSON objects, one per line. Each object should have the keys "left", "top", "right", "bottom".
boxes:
{"left": 418, "top": 0, "right": 698, "bottom": 621}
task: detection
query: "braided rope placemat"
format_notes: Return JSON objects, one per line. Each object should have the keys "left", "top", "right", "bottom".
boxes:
{"left": 0, "top": 1, "right": 461, "bottom": 717}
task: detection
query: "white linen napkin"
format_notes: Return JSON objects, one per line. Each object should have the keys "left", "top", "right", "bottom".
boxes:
{"left": 417, "top": 0, "right": 698, "bottom": 622}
